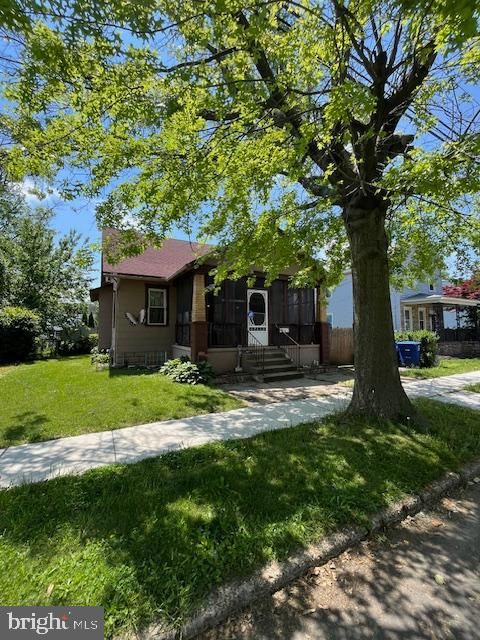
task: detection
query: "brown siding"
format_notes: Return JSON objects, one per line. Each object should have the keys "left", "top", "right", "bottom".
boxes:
{"left": 98, "top": 285, "right": 113, "bottom": 350}
{"left": 115, "top": 279, "right": 176, "bottom": 358}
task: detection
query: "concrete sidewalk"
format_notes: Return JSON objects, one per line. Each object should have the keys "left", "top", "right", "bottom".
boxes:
{"left": 1, "top": 371, "right": 479, "bottom": 489}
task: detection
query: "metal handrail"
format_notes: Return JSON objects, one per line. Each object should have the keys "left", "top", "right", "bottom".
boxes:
{"left": 246, "top": 330, "right": 265, "bottom": 375}
{"left": 275, "top": 324, "right": 301, "bottom": 369}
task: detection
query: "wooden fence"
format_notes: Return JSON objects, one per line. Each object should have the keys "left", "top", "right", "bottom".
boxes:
{"left": 330, "top": 328, "right": 354, "bottom": 365}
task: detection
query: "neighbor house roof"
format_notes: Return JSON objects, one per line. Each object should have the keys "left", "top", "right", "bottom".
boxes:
{"left": 401, "top": 293, "right": 480, "bottom": 307}
{"left": 102, "top": 229, "right": 213, "bottom": 282}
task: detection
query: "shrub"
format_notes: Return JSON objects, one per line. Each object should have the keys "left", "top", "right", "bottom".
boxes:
{"left": 394, "top": 330, "right": 439, "bottom": 368}
{"left": 90, "top": 346, "right": 110, "bottom": 367}
{"left": 0, "top": 306, "right": 40, "bottom": 363}
{"left": 58, "top": 332, "right": 98, "bottom": 355}
{"left": 160, "top": 357, "right": 215, "bottom": 385}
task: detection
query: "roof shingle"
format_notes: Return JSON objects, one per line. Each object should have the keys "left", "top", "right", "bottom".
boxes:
{"left": 102, "top": 230, "right": 213, "bottom": 281}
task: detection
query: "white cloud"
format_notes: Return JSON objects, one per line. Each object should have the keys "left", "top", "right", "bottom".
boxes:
{"left": 17, "top": 178, "right": 61, "bottom": 204}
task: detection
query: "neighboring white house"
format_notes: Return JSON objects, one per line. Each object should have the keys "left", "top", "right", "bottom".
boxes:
{"left": 327, "top": 272, "right": 459, "bottom": 330}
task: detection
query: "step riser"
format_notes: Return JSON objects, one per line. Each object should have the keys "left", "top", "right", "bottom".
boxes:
{"left": 245, "top": 357, "right": 292, "bottom": 366}
{"left": 251, "top": 365, "right": 298, "bottom": 374}
{"left": 262, "top": 372, "right": 305, "bottom": 382}
{"left": 244, "top": 351, "right": 292, "bottom": 358}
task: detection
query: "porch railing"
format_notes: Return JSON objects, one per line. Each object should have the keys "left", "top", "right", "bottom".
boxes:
{"left": 437, "top": 328, "right": 480, "bottom": 342}
{"left": 246, "top": 331, "right": 265, "bottom": 375}
{"left": 274, "top": 324, "right": 300, "bottom": 369}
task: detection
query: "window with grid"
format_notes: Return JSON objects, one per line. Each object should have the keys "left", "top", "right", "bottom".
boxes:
{"left": 147, "top": 288, "right": 167, "bottom": 325}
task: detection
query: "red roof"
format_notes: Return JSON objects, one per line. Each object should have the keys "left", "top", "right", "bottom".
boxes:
{"left": 102, "top": 230, "right": 213, "bottom": 281}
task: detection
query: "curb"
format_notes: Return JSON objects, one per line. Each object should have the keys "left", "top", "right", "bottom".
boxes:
{"left": 133, "top": 458, "right": 480, "bottom": 640}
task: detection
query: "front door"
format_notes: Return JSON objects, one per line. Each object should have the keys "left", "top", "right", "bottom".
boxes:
{"left": 247, "top": 289, "right": 268, "bottom": 346}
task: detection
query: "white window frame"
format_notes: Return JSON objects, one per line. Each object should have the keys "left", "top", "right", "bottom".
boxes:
{"left": 147, "top": 288, "right": 167, "bottom": 326}
{"left": 418, "top": 307, "right": 425, "bottom": 330}
{"left": 403, "top": 306, "right": 412, "bottom": 331}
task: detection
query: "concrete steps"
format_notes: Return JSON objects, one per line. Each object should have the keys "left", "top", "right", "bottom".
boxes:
{"left": 243, "top": 346, "right": 304, "bottom": 382}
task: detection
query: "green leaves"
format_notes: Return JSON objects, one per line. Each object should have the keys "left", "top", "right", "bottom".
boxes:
{"left": 1, "top": 0, "right": 479, "bottom": 287}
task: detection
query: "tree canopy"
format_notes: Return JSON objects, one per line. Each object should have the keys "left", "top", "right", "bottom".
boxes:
{"left": 0, "top": 187, "right": 94, "bottom": 330}
{"left": 2, "top": 0, "right": 479, "bottom": 284}
{"left": 1, "top": 0, "right": 479, "bottom": 416}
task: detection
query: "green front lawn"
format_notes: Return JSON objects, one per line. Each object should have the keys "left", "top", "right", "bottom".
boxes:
{"left": 401, "top": 357, "right": 480, "bottom": 379}
{"left": 0, "top": 356, "right": 242, "bottom": 446}
{"left": 465, "top": 383, "right": 480, "bottom": 393}
{"left": 0, "top": 399, "right": 479, "bottom": 637}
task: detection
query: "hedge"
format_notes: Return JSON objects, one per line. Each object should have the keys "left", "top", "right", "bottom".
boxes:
{"left": 394, "top": 329, "right": 439, "bottom": 368}
{"left": 0, "top": 307, "right": 40, "bottom": 363}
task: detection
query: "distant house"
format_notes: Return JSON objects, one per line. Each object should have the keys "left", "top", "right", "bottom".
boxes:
{"left": 328, "top": 271, "right": 480, "bottom": 337}
{"left": 90, "top": 230, "right": 330, "bottom": 377}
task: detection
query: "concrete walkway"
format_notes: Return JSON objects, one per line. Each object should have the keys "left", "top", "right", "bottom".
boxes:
{"left": 1, "top": 371, "right": 479, "bottom": 489}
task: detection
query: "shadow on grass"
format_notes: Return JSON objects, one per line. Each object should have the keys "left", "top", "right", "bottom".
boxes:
{"left": 3, "top": 412, "right": 48, "bottom": 445}
{"left": 0, "top": 400, "right": 478, "bottom": 636}
{"left": 200, "top": 488, "right": 480, "bottom": 640}
{"left": 109, "top": 366, "right": 158, "bottom": 378}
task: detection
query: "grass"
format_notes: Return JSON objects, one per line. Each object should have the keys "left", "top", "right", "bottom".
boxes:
{"left": 0, "top": 399, "right": 479, "bottom": 637}
{"left": 465, "top": 383, "right": 480, "bottom": 393}
{"left": 0, "top": 356, "right": 242, "bottom": 446}
{"left": 400, "top": 357, "right": 480, "bottom": 379}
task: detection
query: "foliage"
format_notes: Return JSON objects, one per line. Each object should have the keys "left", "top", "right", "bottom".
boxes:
{"left": 0, "top": 191, "right": 94, "bottom": 332}
{"left": 465, "top": 383, "right": 480, "bottom": 393}
{"left": 0, "top": 355, "right": 241, "bottom": 446}
{"left": 87, "top": 311, "right": 96, "bottom": 328}
{"left": 160, "top": 357, "right": 215, "bottom": 385}
{"left": 443, "top": 265, "right": 480, "bottom": 329}
{"left": 1, "top": 2, "right": 478, "bottom": 286}
{"left": 0, "top": 306, "right": 40, "bottom": 363}
{"left": 395, "top": 330, "right": 439, "bottom": 368}
{"left": 58, "top": 332, "right": 98, "bottom": 356}
{"left": 0, "top": 398, "right": 479, "bottom": 635}
{"left": 90, "top": 346, "right": 110, "bottom": 366}
{"left": 401, "top": 357, "right": 480, "bottom": 379}
{"left": 90, "top": 344, "right": 109, "bottom": 364}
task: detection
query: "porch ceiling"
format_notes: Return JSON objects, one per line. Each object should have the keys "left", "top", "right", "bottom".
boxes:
{"left": 401, "top": 294, "right": 480, "bottom": 307}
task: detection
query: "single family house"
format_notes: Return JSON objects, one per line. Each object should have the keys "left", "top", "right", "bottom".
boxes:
{"left": 90, "top": 230, "right": 330, "bottom": 379}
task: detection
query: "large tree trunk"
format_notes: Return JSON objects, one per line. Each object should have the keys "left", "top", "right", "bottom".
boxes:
{"left": 344, "top": 199, "right": 414, "bottom": 420}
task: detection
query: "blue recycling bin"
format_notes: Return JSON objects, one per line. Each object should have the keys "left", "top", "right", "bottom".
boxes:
{"left": 396, "top": 340, "right": 421, "bottom": 367}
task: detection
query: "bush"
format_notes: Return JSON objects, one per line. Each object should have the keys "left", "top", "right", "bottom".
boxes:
{"left": 90, "top": 346, "right": 110, "bottom": 367}
{"left": 160, "top": 357, "right": 215, "bottom": 385}
{"left": 0, "top": 307, "right": 40, "bottom": 363}
{"left": 58, "top": 332, "right": 98, "bottom": 356}
{"left": 394, "top": 330, "right": 439, "bottom": 368}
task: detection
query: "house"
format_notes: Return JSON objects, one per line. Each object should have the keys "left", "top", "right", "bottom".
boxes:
{"left": 328, "top": 271, "right": 480, "bottom": 358}
{"left": 90, "top": 230, "right": 330, "bottom": 377}
{"left": 327, "top": 271, "right": 479, "bottom": 332}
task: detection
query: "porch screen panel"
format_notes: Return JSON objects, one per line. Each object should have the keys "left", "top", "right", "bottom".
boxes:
{"left": 207, "top": 278, "right": 247, "bottom": 346}
{"left": 175, "top": 274, "right": 193, "bottom": 346}
{"left": 283, "top": 287, "right": 315, "bottom": 344}
{"left": 270, "top": 280, "right": 286, "bottom": 325}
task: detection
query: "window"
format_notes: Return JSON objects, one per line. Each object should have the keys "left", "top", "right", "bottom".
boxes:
{"left": 429, "top": 283, "right": 434, "bottom": 291}
{"left": 418, "top": 308, "right": 425, "bottom": 330}
{"left": 147, "top": 288, "right": 167, "bottom": 325}
{"left": 403, "top": 307, "right": 411, "bottom": 330}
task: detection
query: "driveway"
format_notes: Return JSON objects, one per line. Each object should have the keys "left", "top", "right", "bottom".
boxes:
{"left": 198, "top": 482, "right": 480, "bottom": 640}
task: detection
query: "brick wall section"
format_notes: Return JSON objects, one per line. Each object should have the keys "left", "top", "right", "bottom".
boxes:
{"left": 191, "top": 273, "right": 206, "bottom": 322}
{"left": 191, "top": 272, "right": 208, "bottom": 360}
